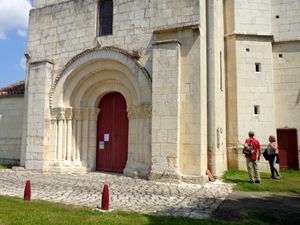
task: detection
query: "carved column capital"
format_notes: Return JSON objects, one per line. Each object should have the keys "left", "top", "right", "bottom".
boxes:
{"left": 142, "top": 104, "right": 152, "bottom": 118}
{"left": 73, "top": 108, "right": 82, "bottom": 120}
{"left": 82, "top": 108, "right": 90, "bottom": 119}
{"left": 127, "top": 104, "right": 152, "bottom": 119}
{"left": 89, "top": 108, "right": 100, "bottom": 121}
{"left": 127, "top": 105, "right": 137, "bottom": 120}
{"left": 51, "top": 107, "right": 65, "bottom": 120}
{"left": 65, "top": 108, "right": 73, "bottom": 120}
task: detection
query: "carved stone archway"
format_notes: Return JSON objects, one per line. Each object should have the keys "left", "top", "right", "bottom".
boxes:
{"left": 47, "top": 47, "right": 152, "bottom": 176}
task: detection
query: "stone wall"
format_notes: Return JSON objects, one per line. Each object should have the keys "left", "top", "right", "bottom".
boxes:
{"left": 272, "top": 43, "right": 300, "bottom": 164}
{"left": 28, "top": 0, "right": 199, "bottom": 79}
{"left": 26, "top": 0, "right": 219, "bottom": 181}
{"left": 211, "top": 0, "right": 227, "bottom": 176}
{"left": 225, "top": 0, "right": 276, "bottom": 145}
{"left": 271, "top": 0, "right": 300, "bottom": 166}
{"left": 23, "top": 61, "right": 53, "bottom": 170}
{"left": 35, "top": 0, "right": 66, "bottom": 7}
{"left": 235, "top": 37, "right": 276, "bottom": 145}
{"left": 0, "top": 97, "right": 24, "bottom": 163}
{"left": 225, "top": 0, "right": 276, "bottom": 171}
{"left": 234, "top": 0, "right": 271, "bottom": 35}
{"left": 271, "top": 0, "right": 300, "bottom": 42}
{"left": 226, "top": 0, "right": 300, "bottom": 171}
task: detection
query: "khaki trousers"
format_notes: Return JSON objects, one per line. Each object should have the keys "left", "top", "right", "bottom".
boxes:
{"left": 246, "top": 158, "right": 261, "bottom": 182}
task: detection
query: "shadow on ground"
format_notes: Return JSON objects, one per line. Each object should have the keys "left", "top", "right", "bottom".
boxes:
{"left": 214, "top": 191, "right": 300, "bottom": 225}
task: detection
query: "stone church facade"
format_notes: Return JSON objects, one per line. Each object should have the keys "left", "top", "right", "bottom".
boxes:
{"left": 0, "top": 0, "right": 299, "bottom": 182}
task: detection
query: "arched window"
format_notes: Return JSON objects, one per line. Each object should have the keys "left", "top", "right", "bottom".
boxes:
{"left": 99, "top": 0, "right": 113, "bottom": 36}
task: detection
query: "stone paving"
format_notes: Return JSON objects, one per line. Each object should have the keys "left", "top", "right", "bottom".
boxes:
{"left": 0, "top": 169, "right": 233, "bottom": 219}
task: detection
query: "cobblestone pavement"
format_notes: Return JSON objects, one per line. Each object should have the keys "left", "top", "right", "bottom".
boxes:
{"left": 0, "top": 169, "right": 233, "bottom": 219}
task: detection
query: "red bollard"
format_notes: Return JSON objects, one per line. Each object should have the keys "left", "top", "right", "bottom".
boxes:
{"left": 101, "top": 184, "right": 109, "bottom": 210}
{"left": 24, "top": 180, "right": 31, "bottom": 201}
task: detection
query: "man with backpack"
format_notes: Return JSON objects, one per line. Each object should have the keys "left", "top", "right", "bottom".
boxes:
{"left": 244, "top": 131, "right": 261, "bottom": 183}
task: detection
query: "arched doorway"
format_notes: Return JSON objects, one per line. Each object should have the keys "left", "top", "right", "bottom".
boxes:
{"left": 48, "top": 47, "right": 152, "bottom": 175}
{"left": 96, "top": 92, "right": 129, "bottom": 173}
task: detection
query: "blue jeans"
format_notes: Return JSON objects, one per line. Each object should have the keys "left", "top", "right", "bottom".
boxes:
{"left": 268, "top": 154, "right": 280, "bottom": 178}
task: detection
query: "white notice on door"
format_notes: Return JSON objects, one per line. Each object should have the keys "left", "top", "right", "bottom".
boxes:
{"left": 99, "top": 141, "right": 105, "bottom": 149}
{"left": 104, "top": 133, "right": 110, "bottom": 142}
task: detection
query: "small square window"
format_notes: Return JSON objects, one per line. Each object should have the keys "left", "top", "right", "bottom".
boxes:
{"left": 276, "top": 15, "right": 280, "bottom": 19}
{"left": 278, "top": 54, "right": 283, "bottom": 58}
{"left": 254, "top": 105, "right": 260, "bottom": 115}
{"left": 255, "top": 63, "right": 261, "bottom": 72}
{"left": 246, "top": 48, "right": 250, "bottom": 52}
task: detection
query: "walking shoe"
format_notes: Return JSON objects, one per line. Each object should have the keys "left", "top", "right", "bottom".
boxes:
{"left": 248, "top": 180, "right": 254, "bottom": 183}
{"left": 255, "top": 180, "right": 261, "bottom": 184}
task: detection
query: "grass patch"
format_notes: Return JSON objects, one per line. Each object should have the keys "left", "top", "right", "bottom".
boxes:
{"left": 0, "top": 163, "right": 15, "bottom": 169}
{"left": 222, "top": 170, "right": 300, "bottom": 193}
{"left": 0, "top": 196, "right": 261, "bottom": 225}
{"left": 242, "top": 210, "right": 280, "bottom": 224}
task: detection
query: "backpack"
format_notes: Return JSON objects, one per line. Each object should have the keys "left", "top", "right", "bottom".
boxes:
{"left": 243, "top": 141, "right": 254, "bottom": 155}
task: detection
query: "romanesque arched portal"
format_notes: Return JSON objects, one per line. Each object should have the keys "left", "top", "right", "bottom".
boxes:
{"left": 48, "top": 47, "right": 152, "bottom": 176}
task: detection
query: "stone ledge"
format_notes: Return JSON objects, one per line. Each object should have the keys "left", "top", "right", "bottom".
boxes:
{"left": 152, "top": 39, "right": 181, "bottom": 46}
{"left": 44, "top": 165, "right": 87, "bottom": 174}
{"left": 273, "top": 39, "right": 300, "bottom": 45}
{"left": 30, "top": 59, "right": 54, "bottom": 66}
{"left": 153, "top": 22, "right": 199, "bottom": 34}
{"left": 225, "top": 32, "right": 274, "bottom": 41}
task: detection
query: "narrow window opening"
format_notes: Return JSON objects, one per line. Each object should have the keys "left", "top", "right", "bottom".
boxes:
{"left": 246, "top": 48, "right": 250, "bottom": 52}
{"left": 255, "top": 63, "right": 261, "bottom": 72}
{"left": 99, "top": 0, "right": 113, "bottom": 36}
{"left": 276, "top": 15, "right": 280, "bottom": 19}
{"left": 279, "top": 54, "right": 283, "bottom": 58}
{"left": 220, "top": 51, "right": 223, "bottom": 91}
{"left": 254, "top": 105, "right": 260, "bottom": 115}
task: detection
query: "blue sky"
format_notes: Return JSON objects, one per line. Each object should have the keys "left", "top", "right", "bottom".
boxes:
{"left": 0, "top": 0, "right": 33, "bottom": 88}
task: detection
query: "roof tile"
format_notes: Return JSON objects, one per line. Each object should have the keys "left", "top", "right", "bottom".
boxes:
{"left": 0, "top": 80, "right": 25, "bottom": 97}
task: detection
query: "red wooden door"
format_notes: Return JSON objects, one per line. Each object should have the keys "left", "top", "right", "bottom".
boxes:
{"left": 277, "top": 129, "right": 299, "bottom": 170}
{"left": 96, "top": 92, "right": 128, "bottom": 173}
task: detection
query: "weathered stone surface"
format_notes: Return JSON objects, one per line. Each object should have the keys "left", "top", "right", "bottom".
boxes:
{"left": 0, "top": 170, "right": 233, "bottom": 219}
{"left": 1, "top": 0, "right": 299, "bottom": 180}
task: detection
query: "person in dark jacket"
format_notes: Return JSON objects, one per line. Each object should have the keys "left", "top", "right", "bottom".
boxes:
{"left": 266, "top": 135, "right": 280, "bottom": 179}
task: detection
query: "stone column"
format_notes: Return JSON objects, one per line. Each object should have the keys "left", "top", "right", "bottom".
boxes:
{"left": 136, "top": 104, "right": 152, "bottom": 166}
{"left": 50, "top": 107, "right": 61, "bottom": 164}
{"left": 72, "top": 115, "right": 77, "bottom": 162}
{"left": 127, "top": 105, "right": 138, "bottom": 168}
{"left": 124, "top": 104, "right": 152, "bottom": 177}
{"left": 73, "top": 108, "right": 82, "bottom": 165}
{"left": 87, "top": 108, "right": 99, "bottom": 170}
{"left": 65, "top": 108, "right": 73, "bottom": 164}
{"left": 81, "top": 108, "right": 90, "bottom": 167}
{"left": 56, "top": 108, "right": 65, "bottom": 162}
{"left": 150, "top": 40, "right": 182, "bottom": 180}
{"left": 23, "top": 60, "right": 53, "bottom": 170}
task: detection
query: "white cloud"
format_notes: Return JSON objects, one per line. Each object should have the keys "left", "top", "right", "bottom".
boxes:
{"left": 20, "top": 57, "right": 26, "bottom": 71}
{"left": 17, "top": 29, "right": 27, "bottom": 38}
{"left": 0, "top": 0, "right": 32, "bottom": 39}
{"left": 0, "top": 30, "right": 5, "bottom": 39}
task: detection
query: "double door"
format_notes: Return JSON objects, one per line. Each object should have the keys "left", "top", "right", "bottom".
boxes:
{"left": 96, "top": 92, "right": 128, "bottom": 173}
